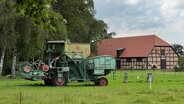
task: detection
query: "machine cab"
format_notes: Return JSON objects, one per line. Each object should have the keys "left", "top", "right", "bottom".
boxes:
{"left": 47, "top": 41, "right": 66, "bottom": 68}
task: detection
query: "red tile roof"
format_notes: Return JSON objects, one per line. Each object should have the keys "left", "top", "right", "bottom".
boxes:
{"left": 97, "top": 35, "right": 171, "bottom": 57}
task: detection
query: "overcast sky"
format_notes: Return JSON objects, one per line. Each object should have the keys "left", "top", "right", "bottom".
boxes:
{"left": 94, "top": 0, "right": 184, "bottom": 46}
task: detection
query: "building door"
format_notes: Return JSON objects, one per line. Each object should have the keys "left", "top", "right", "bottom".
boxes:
{"left": 116, "top": 59, "right": 121, "bottom": 69}
{"left": 161, "top": 59, "right": 166, "bottom": 69}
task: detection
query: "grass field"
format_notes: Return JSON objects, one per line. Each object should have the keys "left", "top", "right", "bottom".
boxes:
{"left": 1, "top": 70, "right": 184, "bottom": 104}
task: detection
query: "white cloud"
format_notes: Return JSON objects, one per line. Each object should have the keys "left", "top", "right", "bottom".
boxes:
{"left": 161, "top": 0, "right": 184, "bottom": 10}
{"left": 161, "top": 0, "right": 184, "bottom": 17}
{"left": 125, "top": 0, "right": 141, "bottom": 5}
{"left": 94, "top": 0, "right": 184, "bottom": 46}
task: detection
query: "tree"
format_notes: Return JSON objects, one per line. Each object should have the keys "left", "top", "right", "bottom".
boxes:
{"left": 46, "top": 10, "right": 67, "bottom": 40}
{"left": 89, "top": 19, "right": 116, "bottom": 54}
{"left": 15, "top": 0, "right": 67, "bottom": 32}
{"left": 0, "top": 0, "right": 17, "bottom": 77}
{"left": 174, "top": 56, "right": 184, "bottom": 72}
{"left": 52, "top": 0, "right": 116, "bottom": 54}
{"left": 172, "top": 44, "right": 184, "bottom": 55}
{"left": 52, "top": 0, "right": 95, "bottom": 43}
{"left": 15, "top": 0, "right": 51, "bottom": 25}
{"left": 0, "top": 46, "right": 6, "bottom": 77}
{"left": 0, "top": 0, "right": 68, "bottom": 77}
{"left": 89, "top": 19, "right": 116, "bottom": 42}
{"left": 0, "top": 0, "right": 115, "bottom": 77}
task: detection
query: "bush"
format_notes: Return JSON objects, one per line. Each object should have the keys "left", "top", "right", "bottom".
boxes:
{"left": 130, "top": 64, "right": 134, "bottom": 71}
{"left": 175, "top": 56, "right": 184, "bottom": 72}
{"left": 174, "top": 64, "right": 180, "bottom": 72}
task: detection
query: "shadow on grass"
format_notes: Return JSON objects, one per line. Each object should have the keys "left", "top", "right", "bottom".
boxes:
{"left": 15, "top": 82, "right": 98, "bottom": 87}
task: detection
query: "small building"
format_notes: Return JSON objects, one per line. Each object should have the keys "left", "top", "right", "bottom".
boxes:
{"left": 97, "top": 35, "right": 179, "bottom": 69}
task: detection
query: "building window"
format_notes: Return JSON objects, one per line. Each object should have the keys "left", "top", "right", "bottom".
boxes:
{"left": 161, "top": 49, "right": 165, "bottom": 55}
{"left": 136, "top": 58, "right": 142, "bottom": 62}
{"left": 126, "top": 58, "right": 132, "bottom": 62}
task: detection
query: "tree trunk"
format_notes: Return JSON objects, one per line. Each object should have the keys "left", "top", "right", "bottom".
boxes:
{"left": 11, "top": 47, "right": 17, "bottom": 79}
{"left": 0, "top": 46, "right": 6, "bottom": 77}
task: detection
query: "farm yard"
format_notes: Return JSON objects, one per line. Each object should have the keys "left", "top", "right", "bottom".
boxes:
{"left": 1, "top": 70, "right": 184, "bottom": 104}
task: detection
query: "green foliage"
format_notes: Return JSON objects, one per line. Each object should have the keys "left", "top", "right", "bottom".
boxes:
{"left": 174, "top": 64, "right": 180, "bottom": 72}
{"left": 51, "top": 0, "right": 116, "bottom": 55}
{"left": 0, "top": 0, "right": 114, "bottom": 75}
{"left": 0, "top": 0, "right": 67, "bottom": 71}
{"left": 52, "top": 0, "right": 115, "bottom": 44}
{"left": 15, "top": 0, "right": 65, "bottom": 32}
{"left": 130, "top": 64, "right": 135, "bottom": 71}
{"left": 172, "top": 43, "right": 184, "bottom": 55}
{"left": 90, "top": 42, "right": 98, "bottom": 54}
{"left": 0, "top": 0, "right": 18, "bottom": 76}
{"left": 2, "top": 49, "right": 12, "bottom": 75}
{"left": 15, "top": 0, "right": 51, "bottom": 24}
{"left": 90, "top": 19, "right": 112, "bottom": 42}
{"left": 47, "top": 11, "right": 67, "bottom": 40}
{"left": 0, "top": 0, "right": 17, "bottom": 47}
{"left": 7, "top": 9, "right": 46, "bottom": 61}
{"left": 52, "top": 0, "right": 94, "bottom": 43}
{"left": 175, "top": 56, "right": 184, "bottom": 72}
{"left": 17, "top": 26, "right": 46, "bottom": 61}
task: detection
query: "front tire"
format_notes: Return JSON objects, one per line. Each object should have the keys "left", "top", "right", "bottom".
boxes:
{"left": 52, "top": 75, "right": 67, "bottom": 86}
{"left": 99, "top": 77, "right": 108, "bottom": 86}
{"left": 94, "top": 77, "right": 108, "bottom": 86}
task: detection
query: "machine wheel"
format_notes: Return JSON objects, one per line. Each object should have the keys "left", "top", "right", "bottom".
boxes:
{"left": 52, "top": 75, "right": 67, "bottom": 86}
{"left": 99, "top": 77, "right": 108, "bottom": 86}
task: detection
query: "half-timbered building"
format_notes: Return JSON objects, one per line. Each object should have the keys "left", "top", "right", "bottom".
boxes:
{"left": 97, "top": 35, "right": 179, "bottom": 69}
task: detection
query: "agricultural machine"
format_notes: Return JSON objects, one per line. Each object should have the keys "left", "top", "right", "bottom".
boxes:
{"left": 17, "top": 41, "right": 116, "bottom": 86}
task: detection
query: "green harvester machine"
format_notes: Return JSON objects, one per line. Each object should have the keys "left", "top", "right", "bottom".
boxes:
{"left": 18, "top": 41, "right": 116, "bottom": 86}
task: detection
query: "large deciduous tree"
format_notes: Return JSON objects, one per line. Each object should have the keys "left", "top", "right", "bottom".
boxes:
{"left": 15, "top": 0, "right": 66, "bottom": 32}
{"left": 15, "top": 0, "right": 51, "bottom": 25}
{"left": 52, "top": 0, "right": 116, "bottom": 54}
{"left": 52, "top": 0, "right": 115, "bottom": 44}
{"left": 0, "top": 0, "right": 115, "bottom": 77}
{"left": 52, "top": 0, "right": 94, "bottom": 43}
{"left": 0, "top": 0, "right": 68, "bottom": 77}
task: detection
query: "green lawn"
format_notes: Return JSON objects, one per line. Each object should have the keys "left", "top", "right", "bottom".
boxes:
{"left": 1, "top": 70, "right": 184, "bottom": 104}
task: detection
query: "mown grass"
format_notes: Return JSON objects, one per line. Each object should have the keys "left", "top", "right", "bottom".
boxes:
{"left": 1, "top": 70, "right": 184, "bottom": 104}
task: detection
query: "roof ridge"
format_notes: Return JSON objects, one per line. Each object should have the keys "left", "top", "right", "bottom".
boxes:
{"left": 112, "top": 34, "right": 156, "bottom": 39}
